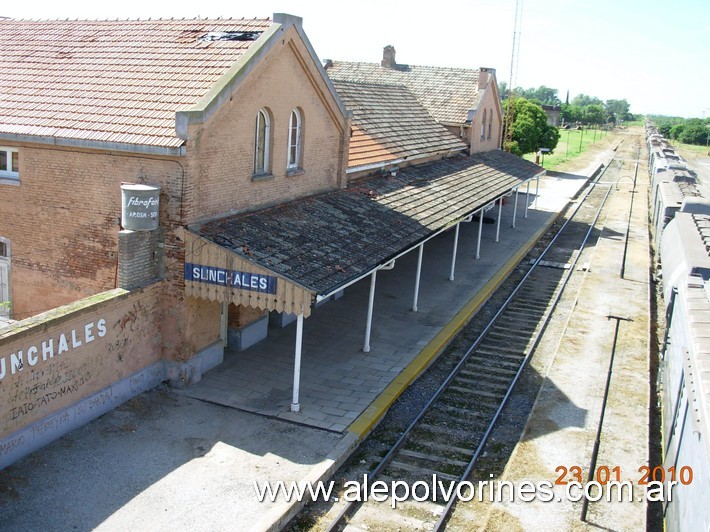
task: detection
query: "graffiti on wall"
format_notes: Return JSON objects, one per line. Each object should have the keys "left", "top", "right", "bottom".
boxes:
{"left": 1, "top": 296, "right": 156, "bottom": 439}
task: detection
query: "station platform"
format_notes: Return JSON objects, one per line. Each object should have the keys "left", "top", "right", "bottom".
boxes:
{"left": 177, "top": 168, "right": 587, "bottom": 436}
{"left": 0, "top": 154, "right": 608, "bottom": 532}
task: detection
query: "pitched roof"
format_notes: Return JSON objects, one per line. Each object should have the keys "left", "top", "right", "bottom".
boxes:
{"left": 0, "top": 18, "right": 272, "bottom": 150}
{"left": 326, "top": 60, "right": 481, "bottom": 125}
{"left": 193, "top": 150, "right": 544, "bottom": 296}
{"left": 332, "top": 80, "right": 467, "bottom": 169}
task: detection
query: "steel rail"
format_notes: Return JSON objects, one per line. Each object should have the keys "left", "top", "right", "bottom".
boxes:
{"left": 434, "top": 159, "right": 618, "bottom": 530}
{"left": 325, "top": 158, "right": 621, "bottom": 532}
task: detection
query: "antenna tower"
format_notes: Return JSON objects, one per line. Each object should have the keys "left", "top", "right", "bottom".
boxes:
{"left": 503, "top": 0, "right": 523, "bottom": 151}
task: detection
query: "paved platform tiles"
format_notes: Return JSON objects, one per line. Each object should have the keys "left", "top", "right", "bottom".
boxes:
{"left": 0, "top": 154, "right": 609, "bottom": 532}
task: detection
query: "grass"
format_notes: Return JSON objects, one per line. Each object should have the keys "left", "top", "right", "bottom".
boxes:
{"left": 673, "top": 141, "right": 709, "bottom": 157}
{"left": 623, "top": 118, "right": 645, "bottom": 127}
{"left": 523, "top": 127, "right": 611, "bottom": 170}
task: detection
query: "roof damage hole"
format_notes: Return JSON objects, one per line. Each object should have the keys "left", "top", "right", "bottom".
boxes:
{"left": 201, "top": 31, "right": 262, "bottom": 42}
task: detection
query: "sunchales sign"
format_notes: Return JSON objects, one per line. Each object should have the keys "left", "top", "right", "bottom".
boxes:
{"left": 184, "top": 263, "right": 277, "bottom": 294}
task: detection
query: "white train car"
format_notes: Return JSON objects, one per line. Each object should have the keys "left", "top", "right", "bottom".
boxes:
{"left": 659, "top": 213, "right": 710, "bottom": 532}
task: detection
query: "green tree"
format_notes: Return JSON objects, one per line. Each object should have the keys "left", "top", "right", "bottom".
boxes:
{"left": 581, "top": 104, "right": 607, "bottom": 126}
{"left": 560, "top": 103, "right": 582, "bottom": 125}
{"left": 571, "top": 94, "right": 603, "bottom": 107}
{"left": 498, "top": 81, "right": 508, "bottom": 101}
{"left": 658, "top": 122, "right": 673, "bottom": 137}
{"left": 670, "top": 124, "right": 685, "bottom": 140}
{"left": 652, "top": 116, "right": 710, "bottom": 145}
{"left": 678, "top": 123, "right": 710, "bottom": 145}
{"left": 515, "top": 86, "right": 561, "bottom": 106}
{"left": 503, "top": 98, "right": 560, "bottom": 156}
{"left": 605, "top": 99, "right": 630, "bottom": 124}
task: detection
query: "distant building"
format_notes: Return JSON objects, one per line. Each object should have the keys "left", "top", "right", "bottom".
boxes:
{"left": 541, "top": 105, "right": 561, "bottom": 127}
{"left": 325, "top": 46, "right": 503, "bottom": 154}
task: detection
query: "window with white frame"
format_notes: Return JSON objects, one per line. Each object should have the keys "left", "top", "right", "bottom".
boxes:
{"left": 287, "top": 109, "right": 303, "bottom": 170}
{"left": 0, "top": 237, "right": 10, "bottom": 318}
{"left": 254, "top": 108, "right": 271, "bottom": 175}
{"left": 488, "top": 108, "right": 493, "bottom": 139}
{"left": 0, "top": 147, "right": 19, "bottom": 181}
{"left": 481, "top": 109, "right": 487, "bottom": 141}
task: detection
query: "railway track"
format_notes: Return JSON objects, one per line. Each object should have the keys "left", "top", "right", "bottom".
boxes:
{"left": 292, "top": 155, "right": 627, "bottom": 531}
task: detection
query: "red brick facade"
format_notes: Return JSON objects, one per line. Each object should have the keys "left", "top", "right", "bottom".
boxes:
{"left": 0, "top": 20, "right": 349, "bottom": 363}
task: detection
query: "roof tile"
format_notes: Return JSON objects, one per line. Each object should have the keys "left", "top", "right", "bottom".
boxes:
{"left": 195, "top": 151, "right": 543, "bottom": 295}
{"left": 326, "top": 61, "right": 481, "bottom": 125}
{"left": 333, "top": 81, "right": 467, "bottom": 168}
{"left": 0, "top": 18, "right": 272, "bottom": 148}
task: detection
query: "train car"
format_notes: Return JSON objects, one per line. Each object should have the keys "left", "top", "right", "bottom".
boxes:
{"left": 651, "top": 173, "right": 701, "bottom": 247}
{"left": 653, "top": 181, "right": 684, "bottom": 247}
{"left": 659, "top": 213, "right": 710, "bottom": 307}
{"left": 659, "top": 213, "right": 710, "bottom": 532}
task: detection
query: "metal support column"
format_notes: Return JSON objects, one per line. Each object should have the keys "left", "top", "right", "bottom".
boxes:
{"left": 476, "top": 209, "right": 483, "bottom": 259}
{"left": 525, "top": 180, "right": 531, "bottom": 218}
{"left": 363, "top": 271, "right": 377, "bottom": 352}
{"left": 449, "top": 223, "right": 460, "bottom": 281}
{"left": 290, "top": 313, "right": 304, "bottom": 412}
{"left": 413, "top": 243, "right": 424, "bottom": 311}
{"left": 512, "top": 188, "right": 519, "bottom": 228}
{"left": 495, "top": 197, "right": 503, "bottom": 243}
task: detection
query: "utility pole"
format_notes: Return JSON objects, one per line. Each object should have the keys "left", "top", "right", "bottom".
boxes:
{"left": 503, "top": 0, "right": 523, "bottom": 152}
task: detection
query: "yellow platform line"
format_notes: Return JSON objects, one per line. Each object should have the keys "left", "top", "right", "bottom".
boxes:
{"left": 348, "top": 212, "right": 559, "bottom": 438}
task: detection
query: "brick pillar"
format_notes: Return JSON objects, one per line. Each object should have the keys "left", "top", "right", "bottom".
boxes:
{"left": 118, "top": 229, "right": 163, "bottom": 290}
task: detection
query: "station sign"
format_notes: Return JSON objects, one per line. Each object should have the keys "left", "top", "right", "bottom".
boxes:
{"left": 184, "top": 263, "right": 277, "bottom": 294}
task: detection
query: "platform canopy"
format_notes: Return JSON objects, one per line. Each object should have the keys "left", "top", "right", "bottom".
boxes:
{"left": 185, "top": 150, "right": 544, "bottom": 317}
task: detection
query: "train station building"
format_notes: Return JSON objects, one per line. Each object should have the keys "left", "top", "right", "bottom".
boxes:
{"left": 0, "top": 14, "right": 544, "bottom": 464}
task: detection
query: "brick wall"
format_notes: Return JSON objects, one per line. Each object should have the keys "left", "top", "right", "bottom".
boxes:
{"left": 469, "top": 74, "right": 503, "bottom": 154}
{"left": 183, "top": 25, "right": 349, "bottom": 224}
{"left": 118, "top": 229, "right": 163, "bottom": 290}
{"left": 0, "top": 146, "right": 184, "bottom": 319}
{"left": 0, "top": 284, "right": 163, "bottom": 441}
{"left": 0, "top": 24, "right": 350, "bottom": 358}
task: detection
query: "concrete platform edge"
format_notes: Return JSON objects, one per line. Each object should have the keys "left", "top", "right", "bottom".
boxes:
{"left": 347, "top": 210, "right": 561, "bottom": 439}
{"left": 259, "top": 431, "right": 360, "bottom": 532}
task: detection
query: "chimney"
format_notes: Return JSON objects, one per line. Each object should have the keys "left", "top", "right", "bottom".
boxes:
{"left": 478, "top": 67, "right": 496, "bottom": 89}
{"left": 382, "top": 45, "right": 396, "bottom": 68}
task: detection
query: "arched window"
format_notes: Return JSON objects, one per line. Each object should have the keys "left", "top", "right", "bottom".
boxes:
{"left": 488, "top": 108, "right": 493, "bottom": 140}
{"left": 287, "top": 109, "right": 302, "bottom": 170}
{"left": 481, "top": 109, "right": 487, "bottom": 141}
{"left": 254, "top": 108, "right": 271, "bottom": 175}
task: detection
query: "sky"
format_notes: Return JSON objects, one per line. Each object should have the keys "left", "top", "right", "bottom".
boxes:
{"left": 2, "top": 0, "right": 709, "bottom": 118}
